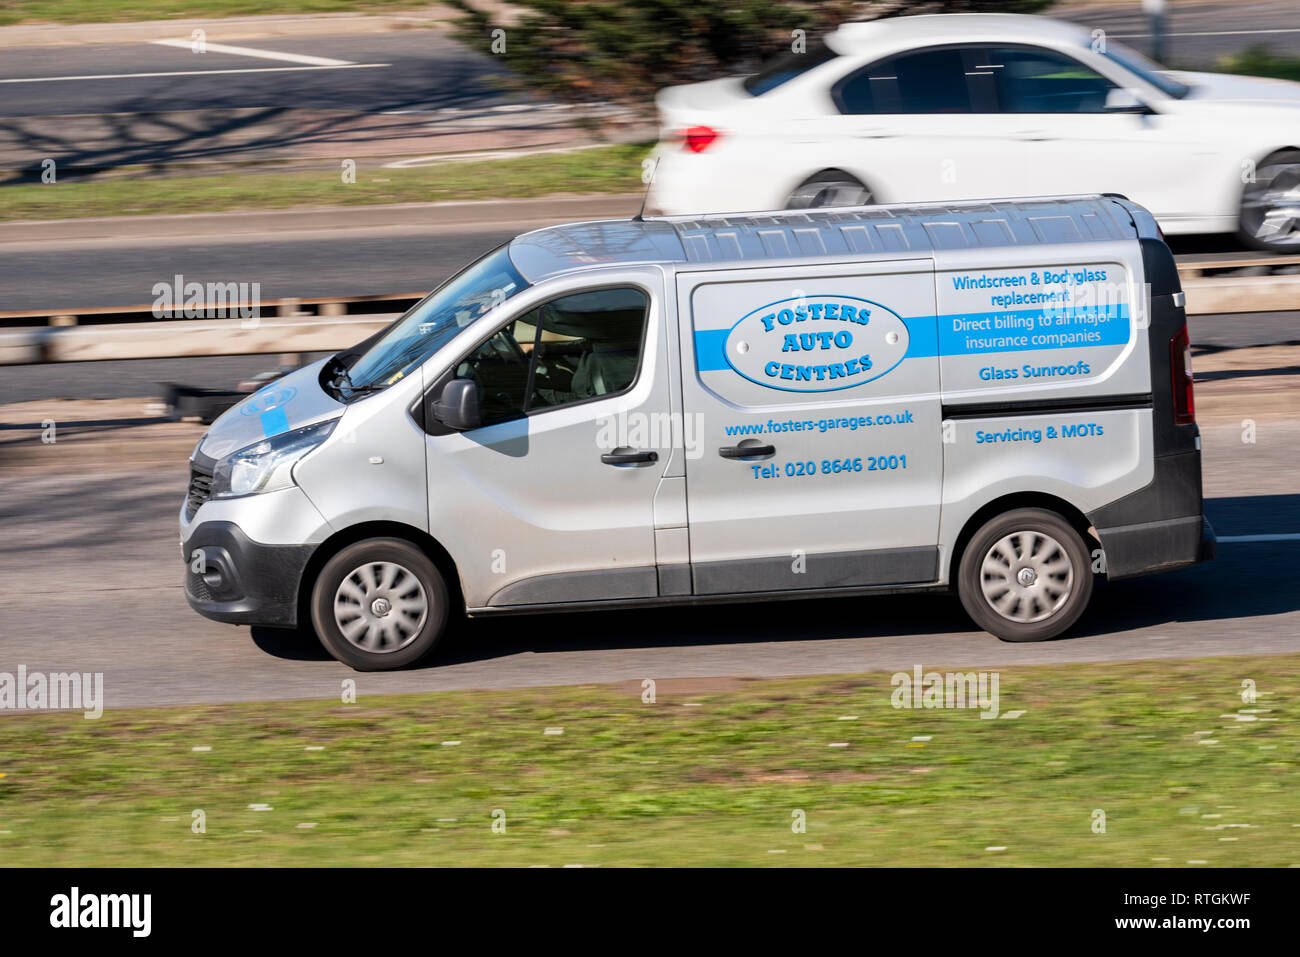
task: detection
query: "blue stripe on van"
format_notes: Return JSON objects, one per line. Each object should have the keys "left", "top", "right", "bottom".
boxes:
{"left": 259, "top": 406, "right": 290, "bottom": 437}
{"left": 695, "top": 329, "right": 730, "bottom": 371}
{"left": 693, "top": 305, "right": 1129, "bottom": 370}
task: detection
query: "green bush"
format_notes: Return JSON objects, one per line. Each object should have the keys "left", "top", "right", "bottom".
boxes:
{"left": 450, "top": 0, "right": 1054, "bottom": 111}
{"left": 1216, "top": 45, "right": 1300, "bottom": 84}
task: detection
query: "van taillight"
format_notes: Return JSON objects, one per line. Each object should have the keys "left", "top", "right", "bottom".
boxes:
{"left": 1171, "top": 325, "right": 1195, "bottom": 425}
{"left": 681, "top": 126, "right": 720, "bottom": 153}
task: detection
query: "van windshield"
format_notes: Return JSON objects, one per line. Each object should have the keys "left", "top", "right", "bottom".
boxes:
{"left": 340, "top": 245, "right": 530, "bottom": 394}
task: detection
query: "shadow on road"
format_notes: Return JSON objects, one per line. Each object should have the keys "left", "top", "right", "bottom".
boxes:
{"left": 252, "top": 494, "right": 1299, "bottom": 670}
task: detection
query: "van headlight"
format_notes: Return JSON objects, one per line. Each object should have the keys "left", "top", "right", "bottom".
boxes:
{"left": 211, "top": 419, "right": 338, "bottom": 499}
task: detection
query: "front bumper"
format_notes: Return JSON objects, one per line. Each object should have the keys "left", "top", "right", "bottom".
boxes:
{"left": 183, "top": 521, "right": 314, "bottom": 627}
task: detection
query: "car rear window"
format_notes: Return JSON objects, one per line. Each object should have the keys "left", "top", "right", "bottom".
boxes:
{"left": 743, "top": 39, "right": 838, "bottom": 95}
{"left": 837, "top": 48, "right": 978, "bottom": 114}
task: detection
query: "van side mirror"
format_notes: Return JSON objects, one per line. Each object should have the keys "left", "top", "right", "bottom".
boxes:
{"left": 1104, "top": 88, "right": 1151, "bottom": 113}
{"left": 431, "top": 378, "right": 481, "bottom": 431}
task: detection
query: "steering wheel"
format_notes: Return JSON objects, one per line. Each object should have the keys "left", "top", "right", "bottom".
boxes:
{"left": 490, "top": 330, "right": 529, "bottom": 366}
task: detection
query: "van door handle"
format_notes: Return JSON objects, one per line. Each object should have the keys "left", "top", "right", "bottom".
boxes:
{"left": 719, "top": 444, "right": 776, "bottom": 459}
{"left": 601, "top": 448, "right": 658, "bottom": 466}
{"left": 1013, "top": 129, "right": 1051, "bottom": 141}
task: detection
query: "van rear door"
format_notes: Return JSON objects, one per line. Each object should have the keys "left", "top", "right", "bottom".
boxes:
{"left": 676, "top": 258, "right": 943, "bottom": 595}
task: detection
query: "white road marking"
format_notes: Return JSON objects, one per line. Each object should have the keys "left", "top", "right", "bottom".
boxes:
{"left": 152, "top": 38, "right": 354, "bottom": 67}
{"left": 1115, "top": 28, "right": 1300, "bottom": 39}
{"left": 1218, "top": 533, "right": 1300, "bottom": 543}
{"left": 0, "top": 64, "right": 389, "bottom": 84}
{"left": 383, "top": 144, "right": 611, "bottom": 169}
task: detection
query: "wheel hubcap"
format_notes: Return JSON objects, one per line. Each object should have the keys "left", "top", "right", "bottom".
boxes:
{"left": 1243, "top": 161, "right": 1300, "bottom": 246}
{"left": 791, "top": 180, "right": 872, "bottom": 209}
{"left": 333, "top": 561, "right": 428, "bottom": 653}
{"left": 980, "top": 531, "right": 1073, "bottom": 624}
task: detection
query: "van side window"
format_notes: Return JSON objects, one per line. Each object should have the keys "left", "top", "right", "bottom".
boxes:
{"left": 455, "top": 286, "right": 649, "bottom": 425}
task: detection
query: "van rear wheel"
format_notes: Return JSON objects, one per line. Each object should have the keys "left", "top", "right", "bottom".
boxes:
{"left": 310, "top": 538, "right": 450, "bottom": 670}
{"left": 957, "top": 509, "right": 1093, "bottom": 642}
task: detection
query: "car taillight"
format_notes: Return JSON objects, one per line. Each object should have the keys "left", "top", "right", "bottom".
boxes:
{"left": 1171, "top": 324, "right": 1195, "bottom": 425}
{"left": 681, "top": 126, "right": 720, "bottom": 153}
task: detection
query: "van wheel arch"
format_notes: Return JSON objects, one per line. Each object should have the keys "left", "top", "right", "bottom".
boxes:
{"left": 949, "top": 493, "right": 1098, "bottom": 588}
{"left": 296, "top": 521, "right": 465, "bottom": 630}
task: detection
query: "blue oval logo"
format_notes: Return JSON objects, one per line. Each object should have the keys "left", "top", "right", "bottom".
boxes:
{"left": 240, "top": 385, "right": 298, "bottom": 416}
{"left": 723, "top": 296, "right": 910, "bottom": 392}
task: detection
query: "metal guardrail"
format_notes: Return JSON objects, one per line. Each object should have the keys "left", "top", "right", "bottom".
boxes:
{"left": 1, "top": 262, "right": 1298, "bottom": 365}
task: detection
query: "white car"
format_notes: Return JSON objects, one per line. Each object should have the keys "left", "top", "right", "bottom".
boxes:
{"left": 649, "top": 13, "right": 1300, "bottom": 250}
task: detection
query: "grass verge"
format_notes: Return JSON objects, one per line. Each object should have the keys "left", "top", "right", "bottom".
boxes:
{"left": 0, "top": 654, "right": 1296, "bottom": 866}
{"left": 0, "top": 144, "right": 649, "bottom": 221}
{"left": 1215, "top": 45, "right": 1300, "bottom": 84}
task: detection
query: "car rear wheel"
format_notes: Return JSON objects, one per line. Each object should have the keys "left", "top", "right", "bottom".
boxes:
{"left": 957, "top": 508, "right": 1093, "bottom": 643}
{"left": 310, "top": 538, "right": 450, "bottom": 670}
{"left": 1239, "top": 149, "right": 1300, "bottom": 250}
{"left": 787, "top": 170, "right": 872, "bottom": 209}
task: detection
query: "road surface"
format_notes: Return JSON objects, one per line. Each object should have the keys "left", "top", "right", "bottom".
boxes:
{"left": 0, "top": 411, "right": 1296, "bottom": 711}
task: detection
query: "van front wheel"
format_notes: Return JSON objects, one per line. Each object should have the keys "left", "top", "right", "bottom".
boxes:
{"left": 310, "top": 538, "right": 450, "bottom": 670}
{"left": 957, "top": 509, "right": 1093, "bottom": 642}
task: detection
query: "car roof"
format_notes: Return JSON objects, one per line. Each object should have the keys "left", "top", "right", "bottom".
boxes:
{"left": 507, "top": 196, "right": 1149, "bottom": 282}
{"left": 825, "top": 13, "right": 1093, "bottom": 56}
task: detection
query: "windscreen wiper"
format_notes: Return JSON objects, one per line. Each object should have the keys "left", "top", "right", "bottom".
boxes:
{"left": 326, "top": 355, "right": 385, "bottom": 397}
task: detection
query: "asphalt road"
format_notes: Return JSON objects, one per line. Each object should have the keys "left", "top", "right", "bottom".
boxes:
{"left": 0, "top": 221, "right": 520, "bottom": 312}
{"left": 1053, "top": 0, "right": 1300, "bottom": 63}
{"left": 0, "top": 31, "right": 513, "bottom": 119}
{"left": 0, "top": 414, "right": 1296, "bottom": 710}
{"left": 2, "top": 3, "right": 1295, "bottom": 122}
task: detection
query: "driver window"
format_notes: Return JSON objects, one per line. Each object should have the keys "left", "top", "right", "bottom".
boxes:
{"left": 454, "top": 286, "right": 649, "bottom": 426}
{"left": 982, "top": 46, "right": 1116, "bottom": 113}
{"left": 455, "top": 319, "right": 536, "bottom": 424}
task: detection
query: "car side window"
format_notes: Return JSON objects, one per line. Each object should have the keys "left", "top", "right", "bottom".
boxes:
{"left": 837, "top": 47, "right": 986, "bottom": 114}
{"left": 982, "top": 46, "right": 1116, "bottom": 113}
{"left": 454, "top": 286, "right": 649, "bottom": 425}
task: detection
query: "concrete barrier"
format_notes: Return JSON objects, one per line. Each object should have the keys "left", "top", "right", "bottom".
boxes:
{"left": 0, "top": 315, "right": 398, "bottom": 364}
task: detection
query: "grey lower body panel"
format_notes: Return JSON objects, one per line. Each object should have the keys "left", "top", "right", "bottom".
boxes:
{"left": 484, "top": 545, "right": 941, "bottom": 609}
{"left": 692, "top": 545, "right": 939, "bottom": 595}
{"left": 487, "top": 565, "right": 659, "bottom": 606}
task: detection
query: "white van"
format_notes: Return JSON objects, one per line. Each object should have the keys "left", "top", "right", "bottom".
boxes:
{"left": 182, "top": 195, "right": 1215, "bottom": 670}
